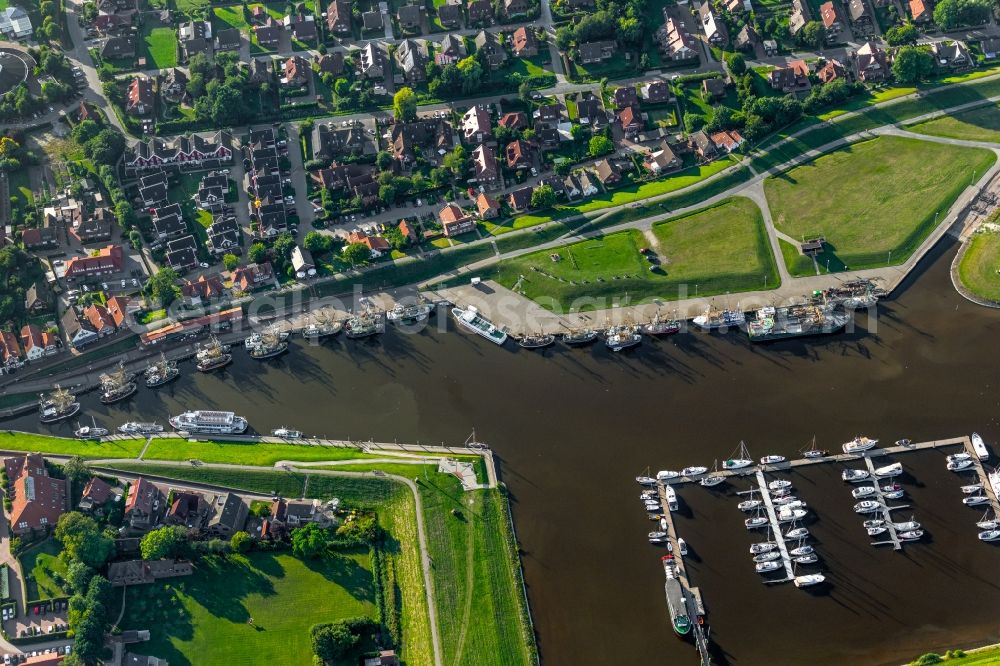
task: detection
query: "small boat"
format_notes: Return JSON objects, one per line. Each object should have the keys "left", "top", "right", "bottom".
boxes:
{"left": 678, "top": 538, "right": 688, "bottom": 555}
{"left": 723, "top": 441, "right": 754, "bottom": 470}
{"left": 895, "top": 438, "right": 914, "bottom": 447}
{"left": 842, "top": 469, "right": 870, "bottom": 483}
{"left": 648, "top": 531, "right": 667, "bottom": 540}
{"left": 899, "top": 529, "right": 925, "bottom": 541}
{"left": 657, "top": 470, "right": 680, "bottom": 481}
{"left": 977, "top": 518, "right": 1000, "bottom": 530}
{"left": 660, "top": 518, "right": 668, "bottom": 531}
{"left": 873, "top": 463, "right": 903, "bottom": 478}
{"left": 973, "top": 433, "right": 990, "bottom": 460}
{"left": 753, "top": 551, "right": 781, "bottom": 563}
{"left": 636, "top": 475, "right": 656, "bottom": 486}
{"left": 648, "top": 512, "right": 663, "bottom": 521}
{"left": 760, "top": 455, "right": 786, "bottom": 465}
{"left": 785, "top": 527, "right": 809, "bottom": 540}
{"left": 771, "top": 487, "right": 792, "bottom": 498}
{"left": 883, "top": 489, "right": 905, "bottom": 500}
{"left": 789, "top": 545, "right": 814, "bottom": 557}
{"left": 640, "top": 490, "right": 657, "bottom": 499}
{"left": 700, "top": 475, "right": 724, "bottom": 488}
{"left": 892, "top": 518, "right": 921, "bottom": 531}
{"left": 271, "top": 427, "right": 302, "bottom": 439}
{"left": 755, "top": 561, "right": 781, "bottom": 573}
{"left": 750, "top": 542, "right": 777, "bottom": 555}
{"left": 852, "top": 486, "right": 876, "bottom": 499}
{"left": 745, "top": 516, "right": 768, "bottom": 529}
{"left": 649, "top": 536, "right": 669, "bottom": 544}
{"left": 738, "top": 500, "right": 762, "bottom": 512}
{"left": 74, "top": 417, "right": 108, "bottom": 440}
{"left": 605, "top": 324, "right": 642, "bottom": 352}
{"left": 843, "top": 436, "right": 878, "bottom": 454}
{"left": 643, "top": 310, "right": 681, "bottom": 337}
{"left": 518, "top": 333, "right": 555, "bottom": 350}
{"left": 793, "top": 574, "right": 826, "bottom": 588}
{"left": 665, "top": 485, "right": 678, "bottom": 512}
{"left": 962, "top": 483, "right": 984, "bottom": 494}
{"left": 562, "top": 329, "right": 599, "bottom": 346}
{"left": 948, "top": 459, "right": 974, "bottom": 471}
{"left": 853, "top": 501, "right": 881, "bottom": 514}
{"left": 681, "top": 466, "right": 708, "bottom": 477}
{"left": 644, "top": 500, "right": 661, "bottom": 510}
{"left": 776, "top": 500, "right": 808, "bottom": 511}
{"left": 863, "top": 519, "right": 885, "bottom": 529}
{"left": 963, "top": 495, "right": 990, "bottom": 506}
{"left": 119, "top": 422, "right": 163, "bottom": 435}
{"left": 793, "top": 553, "right": 819, "bottom": 565}
{"left": 773, "top": 495, "right": 802, "bottom": 506}
{"left": 777, "top": 508, "right": 807, "bottom": 523}
{"left": 978, "top": 529, "right": 1000, "bottom": 542}
{"left": 947, "top": 452, "right": 972, "bottom": 463}
{"left": 801, "top": 436, "right": 827, "bottom": 459}
{"left": 881, "top": 482, "right": 901, "bottom": 493}
{"left": 768, "top": 480, "right": 792, "bottom": 491}
{"left": 867, "top": 526, "right": 888, "bottom": 536}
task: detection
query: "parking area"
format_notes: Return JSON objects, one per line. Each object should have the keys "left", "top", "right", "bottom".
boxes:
{"left": 8, "top": 599, "right": 69, "bottom": 640}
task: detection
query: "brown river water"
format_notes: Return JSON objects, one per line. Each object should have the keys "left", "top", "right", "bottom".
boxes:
{"left": 11, "top": 238, "right": 1000, "bottom": 665}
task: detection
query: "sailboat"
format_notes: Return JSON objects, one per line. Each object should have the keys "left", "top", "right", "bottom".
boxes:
{"left": 723, "top": 441, "right": 754, "bottom": 470}
{"left": 801, "top": 436, "right": 828, "bottom": 459}
{"left": 636, "top": 466, "right": 656, "bottom": 486}
{"left": 977, "top": 509, "right": 999, "bottom": 530}
{"left": 74, "top": 416, "right": 108, "bottom": 440}
{"left": 699, "top": 460, "right": 724, "bottom": 487}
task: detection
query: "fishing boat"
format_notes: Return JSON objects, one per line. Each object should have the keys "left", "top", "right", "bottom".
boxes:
{"left": 345, "top": 309, "right": 386, "bottom": 340}
{"left": 964, "top": 495, "right": 990, "bottom": 506}
{"left": 693, "top": 304, "right": 745, "bottom": 331}
{"left": 853, "top": 500, "right": 881, "bottom": 514}
{"left": 738, "top": 500, "right": 762, "bottom": 512}
{"left": 978, "top": 529, "right": 1000, "bottom": 542}
{"left": 745, "top": 516, "right": 768, "bottom": 529}
{"left": 899, "top": 530, "right": 925, "bottom": 541}
{"left": 973, "top": 433, "right": 990, "bottom": 460}
{"left": 852, "top": 486, "right": 876, "bottom": 499}
{"left": 74, "top": 418, "right": 108, "bottom": 440}
{"left": 801, "top": 436, "right": 828, "bottom": 459}
{"left": 873, "top": 462, "right": 903, "bottom": 478}
{"left": 196, "top": 336, "right": 232, "bottom": 372}
{"left": 657, "top": 470, "right": 680, "bottom": 481}
{"left": 785, "top": 527, "right": 809, "bottom": 540}
{"left": 750, "top": 541, "right": 777, "bottom": 554}
{"left": 119, "top": 422, "right": 162, "bottom": 435}
{"left": 745, "top": 302, "right": 850, "bottom": 342}
{"left": 962, "top": 483, "right": 984, "bottom": 494}
{"left": 793, "top": 574, "right": 826, "bottom": 588}
{"left": 386, "top": 301, "right": 433, "bottom": 324}
{"left": 867, "top": 526, "right": 888, "bottom": 536}
{"left": 681, "top": 466, "right": 708, "bottom": 477}
{"left": 453, "top": 306, "right": 507, "bottom": 345}
{"left": 755, "top": 561, "right": 781, "bottom": 573}
{"left": 892, "top": 518, "right": 921, "bottom": 531}
{"left": 948, "top": 459, "right": 974, "bottom": 471}
{"left": 793, "top": 553, "right": 819, "bottom": 565}
{"left": 843, "top": 436, "right": 878, "bottom": 454}
{"left": 561, "top": 328, "right": 599, "bottom": 346}
{"left": 518, "top": 333, "right": 556, "bottom": 350}
{"left": 271, "top": 427, "right": 302, "bottom": 439}
{"left": 842, "top": 469, "right": 871, "bottom": 483}
{"left": 661, "top": 555, "right": 692, "bottom": 637}
{"left": 769, "top": 480, "right": 793, "bottom": 491}
{"left": 723, "top": 441, "right": 754, "bottom": 470}
{"left": 753, "top": 550, "right": 780, "bottom": 563}
{"left": 248, "top": 328, "right": 289, "bottom": 360}
{"left": 863, "top": 519, "right": 885, "bottom": 529}
{"left": 169, "top": 410, "right": 248, "bottom": 435}
{"left": 39, "top": 386, "right": 80, "bottom": 423}
{"left": 98, "top": 366, "right": 137, "bottom": 405}
{"left": 301, "top": 310, "right": 343, "bottom": 339}
{"left": 643, "top": 310, "right": 681, "bottom": 337}
{"left": 760, "top": 455, "right": 785, "bottom": 465}
{"left": 605, "top": 324, "right": 642, "bottom": 352}
{"left": 665, "top": 485, "right": 678, "bottom": 512}
{"left": 145, "top": 353, "right": 180, "bottom": 388}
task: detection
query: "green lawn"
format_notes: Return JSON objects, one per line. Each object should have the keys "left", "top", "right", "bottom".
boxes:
{"left": 491, "top": 197, "right": 778, "bottom": 310}
{"left": 8, "top": 168, "right": 33, "bottom": 212}
{"left": 958, "top": 230, "right": 1000, "bottom": 302}
{"left": 141, "top": 26, "right": 178, "bottom": 69}
{"left": 137, "top": 308, "right": 167, "bottom": 325}
{"left": 20, "top": 539, "right": 70, "bottom": 602}
{"left": 0, "top": 432, "right": 145, "bottom": 458}
{"left": 909, "top": 646, "right": 1000, "bottom": 665}
{"left": 765, "top": 136, "right": 997, "bottom": 271}
{"left": 909, "top": 103, "right": 1000, "bottom": 142}
{"left": 142, "top": 439, "right": 382, "bottom": 466}
{"left": 212, "top": 5, "right": 250, "bottom": 31}
{"left": 173, "top": 0, "right": 211, "bottom": 17}
{"left": 117, "top": 551, "right": 377, "bottom": 666}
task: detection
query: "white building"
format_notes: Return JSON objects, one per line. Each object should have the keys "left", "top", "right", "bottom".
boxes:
{"left": 0, "top": 7, "right": 32, "bottom": 39}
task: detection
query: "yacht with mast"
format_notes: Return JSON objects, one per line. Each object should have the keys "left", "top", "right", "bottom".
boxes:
{"left": 144, "top": 353, "right": 180, "bottom": 388}
{"left": 196, "top": 336, "right": 232, "bottom": 372}
{"left": 98, "top": 365, "right": 137, "bottom": 405}
{"left": 801, "top": 436, "right": 828, "bottom": 459}
{"left": 723, "top": 441, "right": 754, "bottom": 470}
{"left": 74, "top": 417, "right": 108, "bottom": 440}
{"left": 39, "top": 386, "right": 80, "bottom": 423}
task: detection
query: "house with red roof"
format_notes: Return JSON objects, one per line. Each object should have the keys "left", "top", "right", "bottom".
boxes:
{"left": 0, "top": 330, "right": 21, "bottom": 368}
{"left": 6, "top": 453, "right": 67, "bottom": 536}
{"left": 63, "top": 245, "right": 124, "bottom": 281}
{"left": 84, "top": 303, "right": 118, "bottom": 337}
{"left": 438, "top": 203, "right": 477, "bottom": 237}
{"left": 106, "top": 295, "right": 132, "bottom": 328}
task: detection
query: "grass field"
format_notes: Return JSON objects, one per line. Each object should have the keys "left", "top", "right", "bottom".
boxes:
{"left": 909, "top": 646, "right": 1000, "bottom": 665}
{"left": 117, "top": 551, "right": 377, "bottom": 665}
{"left": 909, "top": 103, "right": 1000, "bottom": 142}
{"left": 142, "top": 439, "right": 381, "bottom": 466}
{"left": 765, "top": 136, "right": 997, "bottom": 271}
{"left": 20, "top": 539, "right": 70, "bottom": 602}
{"left": 0, "top": 432, "right": 145, "bottom": 458}
{"left": 491, "top": 197, "right": 778, "bottom": 310}
{"left": 8, "top": 168, "right": 33, "bottom": 212}
{"left": 141, "top": 26, "right": 178, "bottom": 69}
{"left": 958, "top": 230, "right": 1000, "bottom": 302}
{"left": 212, "top": 5, "right": 250, "bottom": 31}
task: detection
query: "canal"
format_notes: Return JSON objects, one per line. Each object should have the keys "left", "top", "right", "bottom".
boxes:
{"left": 10, "top": 238, "right": 1000, "bottom": 665}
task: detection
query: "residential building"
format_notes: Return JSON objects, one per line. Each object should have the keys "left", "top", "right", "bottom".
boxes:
{"left": 461, "top": 104, "right": 493, "bottom": 143}
{"left": 0, "top": 330, "right": 20, "bottom": 368}
{"left": 64, "top": 245, "right": 124, "bottom": 281}
{"left": 710, "top": 129, "right": 745, "bottom": 152}
{"left": 644, "top": 141, "right": 681, "bottom": 173}
{"left": 359, "top": 42, "right": 388, "bottom": 79}
{"left": 125, "top": 478, "right": 163, "bottom": 532}
{"left": 165, "top": 491, "right": 210, "bottom": 528}
{"left": 503, "top": 0, "right": 528, "bottom": 17}
{"left": 388, "top": 119, "right": 453, "bottom": 165}
{"left": 854, "top": 41, "right": 889, "bottom": 82}
{"left": 768, "top": 60, "right": 811, "bottom": 95}
{"left": 108, "top": 559, "right": 193, "bottom": 587}
{"left": 6, "top": 453, "right": 66, "bottom": 536}
{"left": 467, "top": 0, "right": 492, "bottom": 24}
{"left": 931, "top": 40, "right": 972, "bottom": 69}
{"left": 101, "top": 35, "right": 135, "bottom": 59}
{"left": 180, "top": 274, "right": 225, "bottom": 305}
{"left": 816, "top": 58, "right": 847, "bottom": 83}
{"left": 734, "top": 24, "right": 761, "bottom": 52}
{"left": 126, "top": 76, "right": 154, "bottom": 115}
{"left": 909, "top": 0, "right": 930, "bottom": 22}
{"left": 206, "top": 492, "right": 248, "bottom": 538}
{"left": 397, "top": 4, "right": 422, "bottom": 30}
{"left": 612, "top": 86, "right": 638, "bottom": 110}
{"left": 505, "top": 139, "right": 533, "bottom": 169}
{"left": 285, "top": 13, "right": 316, "bottom": 41}
{"left": 316, "top": 52, "right": 344, "bottom": 76}
{"left": 395, "top": 39, "right": 428, "bottom": 82}
{"left": 437, "top": 4, "right": 461, "bottom": 27}
{"left": 347, "top": 229, "right": 391, "bottom": 256}
{"left": 78, "top": 477, "right": 115, "bottom": 514}
{"left": 24, "top": 281, "right": 51, "bottom": 314}
{"left": 255, "top": 16, "right": 283, "bottom": 47}
{"left": 593, "top": 159, "right": 621, "bottom": 186}
{"left": 577, "top": 40, "right": 616, "bottom": 64}
{"left": 215, "top": 26, "right": 241, "bottom": 50}
{"left": 160, "top": 68, "right": 188, "bottom": 105}
{"left": 152, "top": 203, "right": 185, "bottom": 239}
{"left": 0, "top": 6, "right": 32, "bottom": 38}
{"left": 690, "top": 130, "right": 717, "bottom": 160}
{"left": 789, "top": 0, "right": 810, "bottom": 35}
{"left": 438, "top": 203, "right": 478, "bottom": 236}
{"left": 576, "top": 96, "right": 607, "bottom": 127}
{"left": 207, "top": 215, "right": 240, "bottom": 255}
{"left": 84, "top": 303, "right": 117, "bottom": 337}
{"left": 507, "top": 186, "right": 533, "bottom": 211}
{"left": 641, "top": 80, "right": 673, "bottom": 104}
{"left": 165, "top": 235, "right": 199, "bottom": 272}
{"left": 326, "top": 0, "right": 352, "bottom": 34}
{"left": 124, "top": 131, "right": 234, "bottom": 174}
{"left": 618, "top": 105, "right": 642, "bottom": 137}
{"left": 699, "top": 4, "right": 728, "bottom": 45}
{"left": 476, "top": 192, "right": 501, "bottom": 218}
{"left": 471, "top": 144, "right": 500, "bottom": 186}
{"left": 107, "top": 295, "right": 131, "bottom": 328}
{"left": 282, "top": 55, "right": 310, "bottom": 88}
{"left": 498, "top": 111, "right": 527, "bottom": 130}
{"left": 20, "top": 324, "right": 45, "bottom": 361}
{"left": 848, "top": 0, "right": 874, "bottom": 34}
{"left": 231, "top": 262, "right": 274, "bottom": 291}
{"left": 511, "top": 26, "right": 538, "bottom": 57}
{"left": 819, "top": 1, "right": 842, "bottom": 39}
{"left": 291, "top": 246, "right": 315, "bottom": 278}
{"left": 702, "top": 77, "right": 727, "bottom": 100}
{"left": 577, "top": 171, "right": 599, "bottom": 196}
{"left": 362, "top": 10, "right": 383, "bottom": 31}
{"left": 21, "top": 227, "right": 58, "bottom": 249}
{"left": 61, "top": 309, "right": 98, "bottom": 349}
{"left": 178, "top": 20, "right": 212, "bottom": 60}
{"left": 474, "top": 30, "right": 506, "bottom": 68}
{"left": 437, "top": 33, "right": 466, "bottom": 65}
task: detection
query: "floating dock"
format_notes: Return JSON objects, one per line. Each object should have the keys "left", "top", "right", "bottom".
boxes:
{"left": 751, "top": 470, "right": 794, "bottom": 583}
{"left": 860, "top": 456, "right": 909, "bottom": 550}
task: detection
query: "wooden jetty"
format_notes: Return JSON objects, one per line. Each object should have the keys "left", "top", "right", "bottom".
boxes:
{"left": 752, "top": 469, "right": 795, "bottom": 583}
{"left": 860, "top": 456, "right": 908, "bottom": 550}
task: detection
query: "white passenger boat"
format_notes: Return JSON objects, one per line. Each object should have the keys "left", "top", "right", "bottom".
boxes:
{"left": 681, "top": 466, "right": 708, "bottom": 477}
{"left": 452, "top": 306, "right": 508, "bottom": 345}
{"left": 169, "top": 410, "right": 248, "bottom": 435}
{"left": 852, "top": 486, "right": 876, "bottom": 499}
{"left": 972, "top": 433, "right": 990, "bottom": 461}
{"left": 978, "top": 529, "right": 1000, "bottom": 542}
{"left": 842, "top": 469, "right": 871, "bottom": 483}
{"left": 657, "top": 470, "right": 680, "bottom": 481}
{"left": 271, "top": 427, "right": 302, "bottom": 439}
{"left": 760, "top": 455, "right": 786, "bottom": 465}
{"left": 873, "top": 463, "right": 903, "bottom": 478}
{"left": 755, "top": 561, "right": 781, "bottom": 573}
{"left": 750, "top": 542, "right": 777, "bottom": 554}
{"left": 853, "top": 500, "right": 881, "bottom": 514}
{"left": 843, "top": 436, "right": 878, "bottom": 454}
{"left": 785, "top": 527, "right": 809, "bottom": 540}
{"left": 738, "top": 500, "right": 762, "bottom": 512}
{"left": 793, "top": 574, "right": 826, "bottom": 588}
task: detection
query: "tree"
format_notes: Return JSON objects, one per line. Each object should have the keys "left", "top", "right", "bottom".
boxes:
{"left": 71, "top": 120, "right": 101, "bottom": 145}
{"left": 140, "top": 525, "right": 188, "bottom": 560}
{"left": 724, "top": 52, "right": 747, "bottom": 75}
{"left": 291, "top": 523, "right": 332, "bottom": 558}
{"left": 128, "top": 229, "right": 142, "bottom": 250}
{"left": 0, "top": 138, "right": 20, "bottom": 166}
{"left": 518, "top": 80, "right": 533, "bottom": 104}
{"left": 684, "top": 112, "right": 706, "bottom": 131}
{"left": 393, "top": 86, "right": 417, "bottom": 121}
{"left": 147, "top": 267, "right": 181, "bottom": 306}
{"left": 892, "top": 45, "right": 935, "bottom": 83}
{"left": 570, "top": 123, "right": 587, "bottom": 142}
{"left": 342, "top": 242, "right": 372, "bottom": 266}
{"left": 303, "top": 231, "right": 332, "bottom": 254}
{"left": 456, "top": 56, "right": 484, "bottom": 94}
{"left": 311, "top": 618, "right": 377, "bottom": 664}
{"left": 375, "top": 150, "right": 392, "bottom": 170}
{"left": 230, "top": 531, "right": 252, "bottom": 553}
{"left": 272, "top": 232, "right": 296, "bottom": 262}
{"left": 66, "top": 561, "right": 95, "bottom": 595}
{"left": 85, "top": 129, "right": 126, "bottom": 164}
{"left": 530, "top": 184, "right": 557, "bottom": 210}
{"left": 61, "top": 456, "right": 91, "bottom": 489}
{"left": 799, "top": 21, "right": 824, "bottom": 49}
{"left": 248, "top": 242, "right": 268, "bottom": 264}
{"left": 933, "top": 0, "right": 991, "bottom": 29}
{"left": 588, "top": 135, "right": 614, "bottom": 158}
{"left": 884, "top": 22, "right": 919, "bottom": 46}
{"left": 55, "top": 512, "right": 114, "bottom": 568}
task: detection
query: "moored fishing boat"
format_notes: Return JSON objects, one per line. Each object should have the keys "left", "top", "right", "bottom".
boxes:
{"left": 693, "top": 305, "right": 745, "bottom": 331}
{"left": 271, "top": 427, "right": 302, "bottom": 439}
{"left": 39, "top": 386, "right": 80, "bottom": 423}
{"left": 196, "top": 336, "right": 232, "bottom": 372}
{"left": 145, "top": 353, "right": 180, "bottom": 388}
{"left": 561, "top": 328, "right": 599, "bottom": 346}
{"left": 386, "top": 301, "right": 433, "bottom": 324}
{"left": 745, "top": 302, "right": 850, "bottom": 343}
{"left": 345, "top": 309, "right": 386, "bottom": 340}
{"left": 98, "top": 366, "right": 137, "bottom": 405}
{"left": 248, "top": 329, "right": 289, "bottom": 359}
{"left": 643, "top": 310, "right": 680, "bottom": 336}
{"left": 518, "top": 333, "right": 556, "bottom": 350}
{"left": 119, "top": 422, "right": 163, "bottom": 435}
{"left": 605, "top": 324, "right": 641, "bottom": 352}
{"left": 301, "top": 310, "right": 343, "bottom": 339}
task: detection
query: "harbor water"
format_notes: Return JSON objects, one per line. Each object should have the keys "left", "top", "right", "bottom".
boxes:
{"left": 10, "top": 238, "right": 1000, "bottom": 665}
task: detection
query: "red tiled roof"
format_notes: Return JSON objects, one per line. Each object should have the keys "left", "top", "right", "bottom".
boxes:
{"left": 438, "top": 203, "right": 467, "bottom": 223}
{"left": 84, "top": 303, "right": 116, "bottom": 332}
